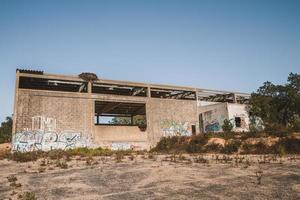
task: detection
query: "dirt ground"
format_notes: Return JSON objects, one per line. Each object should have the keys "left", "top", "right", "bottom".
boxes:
{"left": 0, "top": 154, "right": 299, "bottom": 200}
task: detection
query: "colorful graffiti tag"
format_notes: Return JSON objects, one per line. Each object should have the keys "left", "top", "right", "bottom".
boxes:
{"left": 205, "top": 121, "right": 220, "bottom": 132}
{"left": 107, "top": 142, "right": 142, "bottom": 150}
{"left": 160, "top": 120, "right": 192, "bottom": 137}
{"left": 12, "top": 131, "right": 91, "bottom": 152}
{"left": 109, "top": 142, "right": 131, "bottom": 150}
{"left": 12, "top": 115, "right": 91, "bottom": 152}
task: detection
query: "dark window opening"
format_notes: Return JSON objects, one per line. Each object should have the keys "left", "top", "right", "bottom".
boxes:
{"left": 150, "top": 88, "right": 196, "bottom": 100}
{"left": 19, "top": 77, "right": 88, "bottom": 93}
{"left": 92, "top": 83, "right": 147, "bottom": 97}
{"left": 192, "top": 125, "right": 196, "bottom": 135}
{"left": 235, "top": 117, "right": 241, "bottom": 128}
{"left": 95, "top": 101, "right": 147, "bottom": 130}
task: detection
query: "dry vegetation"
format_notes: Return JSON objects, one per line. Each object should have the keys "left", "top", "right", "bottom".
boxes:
{"left": 0, "top": 140, "right": 299, "bottom": 200}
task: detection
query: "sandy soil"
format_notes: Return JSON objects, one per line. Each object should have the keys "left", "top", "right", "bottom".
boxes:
{"left": 0, "top": 154, "right": 299, "bottom": 200}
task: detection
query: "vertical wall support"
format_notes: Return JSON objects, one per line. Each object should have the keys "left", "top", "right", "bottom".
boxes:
{"left": 147, "top": 86, "right": 151, "bottom": 97}
{"left": 195, "top": 89, "right": 200, "bottom": 134}
{"left": 12, "top": 70, "right": 20, "bottom": 137}
{"left": 131, "top": 115, "right": 134, "bottom": 125}
{"left": 88, "top": 81, "right": 92, "bottom": 93}
{"left": 233, "top": 93, "right": 237, "bottom": 103}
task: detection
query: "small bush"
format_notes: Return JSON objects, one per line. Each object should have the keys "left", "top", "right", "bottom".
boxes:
{"left": 8, "top": 151, "right": 43, "bottom": 162}
{"left": 265, "top": 123, "right": 290, "bottom": 137}
{"left": 47, "top": 150, "right": 66, "bottom": 160}
{"left": 222, "top": 140, "right": 241, "bottom": 154}
{"left": 241, "top": 142, "right": 269, "bottom": 154}
{"left": 283, "top": 137, "right": 300, "bottom": 154}
{"left": 186, "top": 135, "right": 209, "bottom": 153}
{"left": 152, "top": 136, "right": 188, "bottom": 152}
{"left": 272, "top": 137, "right": 300, "bottom": 154}
{"left": 56, "top": 160, "right": 68, "bottom": 169}
{"left": 193, "top": 155, "right": 208, "bottom": 163}
{"left": 205, "top": 143, "right": 223, "bottom": 153}
{"left": 291, "top": 116, "right": 300, "bottom": 132}
{"left": 115, "top": 151, "right": 124, "bottom": 162}
{"left": 7, "top": 175, "right": 17, "bottom": 183}
{"left": 18, "top": 191, "right": 37, "bottom": 200}
{"left": 222, "top": 119, "right": 233, "bottom": 132}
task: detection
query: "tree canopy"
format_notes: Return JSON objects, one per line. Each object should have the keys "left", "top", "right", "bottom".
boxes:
{"left": 0, "top": 116, "right": 12, "bottom": 143}
{"left": 248, "top": 73, "right": 300, "bottom": 131}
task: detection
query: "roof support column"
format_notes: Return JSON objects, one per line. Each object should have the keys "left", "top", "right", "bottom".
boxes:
{"left": 88, "top": 81, "right": 92, "bottom": 93}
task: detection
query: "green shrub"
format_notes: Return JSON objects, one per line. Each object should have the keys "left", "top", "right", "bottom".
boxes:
{"left": 222, "top": 140, "right": 241, "bottom": 154}
{"left": 152, "top": 136, "right": 188, "bottom": 152}
{"left": 265, "top": 123, "right": 290, "bottom": 137}
{"left": 8, "top": 151, "right": 43, "bottom": 162}
{"left": 186, "top": 135, "right": 209, "bottom": 153}
{"left": 222, "top": 119, "right": 233, "bottom": 132}
{"left": 205, "top": 132, "right": 235, "bottom": 140}
{"left": 291, "top": 115, "right": 300, "bottom": 132}
{"left": 273, "top": 137, "right": 300, "bottom": 154}
{"left": 19, "top": 192, "right": 37, "bottom": 200}
{"left": 204, "top": 143, "right": 223, "bottom": 153}
{"left": 241, "top": 142, "right": 269, "bottom": 154}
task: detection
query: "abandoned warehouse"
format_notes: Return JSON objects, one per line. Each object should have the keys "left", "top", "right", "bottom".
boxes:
{"left": 12, "top": 69, "right": 251, "bottom": 152}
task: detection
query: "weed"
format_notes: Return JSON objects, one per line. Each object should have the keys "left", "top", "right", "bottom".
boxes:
{"left": 255, "top": 170, "right": 263, "bottom": 185}
{"left": 40, "top": 159, "right": 47, "bottom": 167}
{"left": 18, "top": 191, "right": 37, "bottom": 200}
{"left": 170, "top": 154, "right": 177, "bottom": 163}
{"left": 222, "top": 140, "right": 241, "bottom": 154}
{"left": 85, "top": 156, "right": 93, "bottom": 166}
{"left": 152, "top": 136, "right": 189, "bottom": 152}
{"left": 219, "top": 155, "right": 233, "bottom": 164}
{"left": 38, "top": 167, "right": 46, "bottom": 173}
{"left": 148, "top": 153, "right": 154, "bottom": 159}
{"left": 56, "top": 159, "right": 68, "bottom": 169}
{"left": 10, "top": 190, "right": 17, "bottom": 196}
{"left": 186, "top": 135, "right": 209, "bottom": 153}
{"left": 244, "top": 159, "right": 251, "bottom": 168}
{"left": 115, "top": 152, "right": 124, "bottom": 162}
{"left": 128, "top": 154, "right": 135, "bottom": 161}
{"left": 7, "top": 175, "right": 17, "bottom": 183}
{"left": 193, "top": 155, "right": 208, "bottom": 164}
{"left": 10, "top": 182, "right": 22, "bottom": 187}
{"left": 205, "top": 143, "right": 223, "bottom": 153}
{"left": 178, "top": 153, "right": 186, "bottom": 161}
{"left": 8, "top": 151, "right": 42, "bottom": 162}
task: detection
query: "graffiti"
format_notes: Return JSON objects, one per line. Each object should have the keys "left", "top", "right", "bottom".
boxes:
{"left": 205, "top": 121, "right": 221, "bottom": 132}
{"left": 160, "top": 120, "right": 191, "bottom": 137}
{"left": 12, "top": 131, "right": 90, "bottom": 152}
{"left": 202, "top": 111, "right": 226, "bottom": 132}
{"left": 109, "top": 142, "right": 131, "bottom": 150}
{"left": 105, "top": 142, "right": 142, "bottom": 150}
{"left": 13, "top": 115, "right": 90, "bottom": 152}
{"left": 32, "top": 116, "right": 56, "bottom": 131}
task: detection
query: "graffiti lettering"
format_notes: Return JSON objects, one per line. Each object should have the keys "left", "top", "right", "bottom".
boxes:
{"left": 13, "top": 115, "right": 91, "bottom": 152}
{"left": 12, "top": 131, "right": 90, "bottom": 152}
{"left": 205, "top": 121, "right": 220, "bottom": 132}
{"left": 160, "top": 120, "right": 191, "bottom": 137}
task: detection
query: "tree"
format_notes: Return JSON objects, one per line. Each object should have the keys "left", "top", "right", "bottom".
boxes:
{"left": 248, "top": 73, "right": 300, "bottom": 131}
{"left": 0, "top": 116, "right": 12, "bottom": 143}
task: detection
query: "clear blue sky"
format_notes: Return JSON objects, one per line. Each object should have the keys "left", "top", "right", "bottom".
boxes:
{"left": 0, "top": 0, "right": 299, "bottom": 122}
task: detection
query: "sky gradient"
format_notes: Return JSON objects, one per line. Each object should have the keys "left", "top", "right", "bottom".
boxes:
{"left": 0, "top": 0, "right": 299, "bottom": 122}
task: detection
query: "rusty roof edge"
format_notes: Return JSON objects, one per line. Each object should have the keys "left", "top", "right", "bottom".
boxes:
{"left": 17, "top": 70, "right": 251, "bottom": 96}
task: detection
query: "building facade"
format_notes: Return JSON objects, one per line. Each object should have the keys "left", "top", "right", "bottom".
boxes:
{"left": 12, "top": 69, "right": 250, "bottom": 152}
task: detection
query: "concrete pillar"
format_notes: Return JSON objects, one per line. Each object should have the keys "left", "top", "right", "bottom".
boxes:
{"left": 88, "top": 81, "right": 92, "bottom": 93}
{"left": 233, "top": 93, "right": 237, "bottom": 103}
